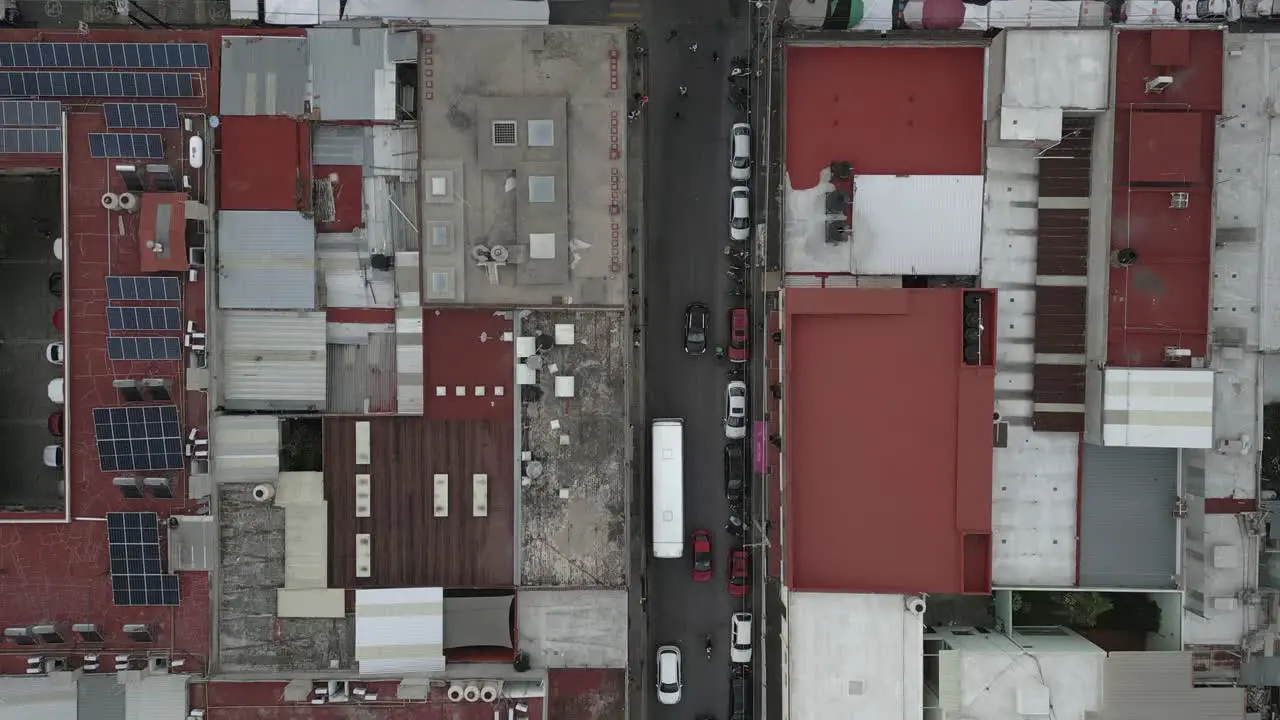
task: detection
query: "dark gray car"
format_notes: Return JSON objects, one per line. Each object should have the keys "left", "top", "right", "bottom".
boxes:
{"left": 685, "top": 302, "right": 709, "bottom": 354}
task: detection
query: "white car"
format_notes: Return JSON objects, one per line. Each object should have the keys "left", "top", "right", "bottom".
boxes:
{"left": 729, "top": 186, "right": 751, "bottom": 242}
{"left": 656, "top": 645, "right": 682, "bottom": 705}
{"left": 729, "top": 123, "right": 752, "bottom": 181}
{"left": 43, "top": 444, "right": 63, "bottom": 469}
{"left": 731, "top": 612, "right": 753, "bottom": 663}
{"left": 45, "top": 342, "right": 63, "bottom": 366}
{"left": 724, "top": 380, "right": 748, "bottom": 440}
{"left": 47, "top": 377, "right": 64, "bottom": 404}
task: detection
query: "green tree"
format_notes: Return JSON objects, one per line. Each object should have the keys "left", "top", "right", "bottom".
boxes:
{"left": 1049, "top": 592, "right": 1112, "bottom": 628}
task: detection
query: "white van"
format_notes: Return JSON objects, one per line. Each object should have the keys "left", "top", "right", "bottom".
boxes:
{"left": 729, "top": 186, "right": 751, "bottom": 242}
{"left": 730, "top": 612, "right": 752, "bottom": 663}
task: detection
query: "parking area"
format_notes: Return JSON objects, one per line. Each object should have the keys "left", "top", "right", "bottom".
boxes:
{"left": 0, "top": 174, "right": 64, "bottom": 510}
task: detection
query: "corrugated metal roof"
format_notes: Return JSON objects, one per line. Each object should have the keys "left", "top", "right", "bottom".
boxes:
{"left": 368, "top": 125, "right": 418, "bottom": 178}
{"left": 212, "top": 415, "right": 281, "bottom": 483}
{"left": 308, "top": 29, "right": 397, "bottom": 122}
{"left": 327, "top": 333, "right": 398, "bottom": 414}
{"left": 219, "top": 36, "right": 309, "bottom": 117}
{"left": 78, "top": 674, "right": 126, "bottom": 720}
{"left": 396, "top": 305, "right": 424, "bottom": 414}
{"left": 0, "top": 674, "right": 77, "bottom": 720}
{"left": 123, "top": 674, "right": 187, "bottom": 720}
{"left": 313, "top": 125, "right": 366, "bottom": 166}
{"left": 355, "top": 587, "right": 446, "bottom": 675}
{"left": 365, "top": 176, "right": 420, "bottom": 255}
{"left": 1079, "top": 444, "right": 1178, "bottom": 588}
{"left": 222, "top": 311, "right": 328, "bottom": 412}
{"left": 1103, "top": 652, "right": 1244, "bottom": 720}
{"left": 218, "top": 210, "right": 317, "bottom": 310}
{"left": 318, "top": 246, "right": 395, "bottom": 308}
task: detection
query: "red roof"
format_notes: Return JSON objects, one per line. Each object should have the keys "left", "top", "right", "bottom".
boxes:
{"left": 1108, "top": 30, "right": 1221, "bottom": 367}
{"left": 218, "top": 115, "right": 312, "bottom": 212}
{"left": 783, "top": 288, "right": 993, "bottom": 594}
{"left": 784, "top": 45, "right": 985, "bottom": 189}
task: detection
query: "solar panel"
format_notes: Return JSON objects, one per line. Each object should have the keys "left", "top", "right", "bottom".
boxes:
{"left": 0, "top": 100, "right": 60, "bottom": 125}
{"left": 93, "top": 405, "right": 183, "bottom": 472}
{"left": 0, "top": 72, "right": 197, "bottom": 98}
{"left": 0, "top": 127, "right": 60, "bottom": 153}
{"left": 106, "top": 306, "right": 181, "bottom": 332}
{"left": 88, "top": 133, "right": 163, "bottom": 159}
{"left": 103, "top": 102, "right": 178, "bottom": 129}
{"left": 106, "top": 275, "right": 181, "bottom": 301}
{"left": 0, "top": 43, "right": 211, "bottom": 69}
{"left": 107, "top": 337, "right": 182, "bottom": 361}
{"left": 106, "top": 511, "right": 181, "bottom": 606}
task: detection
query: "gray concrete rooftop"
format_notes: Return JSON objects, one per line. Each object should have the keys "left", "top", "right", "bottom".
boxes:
{"left": 516, "top": 589, "right": 628, "bottom": 668}
{"left": 517, "top": 310, "right": 628, "bottom": 587}
{"left": 216, "top": 483, "right": 353, "bottom": 672}
{"left": 418, "top": 27, "right": 628, "bottom": 307}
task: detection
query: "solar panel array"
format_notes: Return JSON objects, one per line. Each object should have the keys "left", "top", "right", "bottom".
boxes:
{"left": 107, "top": 306, "right": 181, "bottom": 332}
{"left": 106, "top": 511, "right": 181, "bottom": 607}
{"left": 0, "top": 72, "right": 197, "bottom": 98}
{"left": 104, "top": 102, "right": 179, "bottom": 129}
{"left": 88, "top": 132, "right": 163, "bottom": 159}
{"left": 93, "top": 405, "right": 183, "bottom": 472}
{"left": 0, "top": 42, "right": 211, "bottom": 69}
{"left": 0, "top": 100, "right": 60, "bottom": 125}
{"left": 106, "top": 275, "right": 181, "bottom": 301}
{"left": 107, "top": 336, "right": 182, "bottom": 361}
{"left": 0, "top": 127, "right": 60, "bottom": 153}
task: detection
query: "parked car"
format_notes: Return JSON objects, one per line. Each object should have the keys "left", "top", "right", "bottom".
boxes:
{"left": 692, "top": 529, "right": 713, "bottom": 582}
{"left": 729, "top": 123, "right": 752, "bottom": 182}
{"left": 724, "top": 442, "right": 745, "bottom": 496}
{"left": 47, "top": 411, "right": 63, "bottom": 437}
{"left": 729, "top": 667, "right": 752, "bottom": 720}
{"left": 728, "top": 547, "right": 750, "bottom": 597}
{"left": 656, "top": 645, "right": 683, "bottom": 705}
{"left": 724, "top": 381, "right": 748, "bottom": 440}
{"left": 47, "top": 378, "right": 63, "bottom": 405}
{"left": 45, "top": 342, "right": 63, "bottom": 366}
{"left": 730, "top": 612, "right": 752, "bottom": 663}
{"left": 48, "top": 271, "right": 62, "bottom": 298}
{"left": 729, "top": 186, "right": 751, "bottom": 242}
{"left": 52, "top": 308, "right": 63, "bottom": 332}
{"left": 685, "top": 302, "right": 709, "bottom": 355}
{"left": 42, "top": 444, "right": 63, "bottom": 469}
{"left": 727, "top": 307, "right": 749, "bottom": 363}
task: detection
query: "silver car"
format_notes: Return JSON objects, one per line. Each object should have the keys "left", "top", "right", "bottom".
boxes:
{"left": 656, "top": 645, "right": 682, "bottom": 705}
{"left": 724, "top": 381, "right": 748, "bottom": 439}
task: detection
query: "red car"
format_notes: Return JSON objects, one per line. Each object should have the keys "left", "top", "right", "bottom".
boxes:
{"left": 47, "top": 411, "right": 63, "bottom": 437}
{"left": 692, "top": 530, "right": 713, "bottom": 582}
{"left": 728, "top": 547, "right": 751, "bottom": 597}
{"left": 728, "top": 308, "right": 749, "bottom": 364}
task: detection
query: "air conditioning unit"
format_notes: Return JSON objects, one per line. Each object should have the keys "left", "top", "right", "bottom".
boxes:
{"left": 906, "top": 595, "right": 927, "bottom": 615}
{"left": 480, "top": 682, "right": 502, "bottom": 702}
{"left": 100, "top": 192, "right": 120, "bottom": 211}
{"left": 1170, "top": 191, "right": 1190, "bottom": 209}
{"left": 446, "top": 684, "right": 466, "bottom": 702}
{"left": 463, "top": 683, "right": 481, "bottom": 702}
{"left": 1145, "top": 75, "right": 1174, "bottom": 93}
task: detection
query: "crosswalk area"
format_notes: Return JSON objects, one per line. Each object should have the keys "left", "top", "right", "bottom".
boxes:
{"left": 605, "top": 0, "right": 641, "bottom": 25}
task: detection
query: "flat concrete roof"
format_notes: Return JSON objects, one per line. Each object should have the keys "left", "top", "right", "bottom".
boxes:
{"left": 516, "top": 589, "right": 627, "bottom": 668}
{"left": 783, "top": 288, "right": 994, "bottom": 594}
{"left": 418, "top": 27, "right": 628, "bottom": 307}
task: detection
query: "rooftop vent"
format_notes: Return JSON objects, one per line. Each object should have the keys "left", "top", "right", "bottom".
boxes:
{"left": 492, "top": 120, "right": 517, "bottom": 147}
{"left": 1170, "top": 191, "right": 1189, "bottom": 209}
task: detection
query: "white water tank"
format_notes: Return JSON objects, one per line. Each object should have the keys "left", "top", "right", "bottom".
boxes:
{"left": 101, "top": 192, "right": 120, "bottom": 210}
{"left": 463, "top": 683, "right": 481, "bottom": 702}
{"left": 446, "top": 684, "right": 466, "bottom": 702}
{"left": 480, "top": 682, "right": 501, "bottom": 702}
{"left": 906, "top": 595, "right": 927, "bottom": 615}
{"left": 117, "top": 192, "right": 139, "bottom": 212}
{"left": 251, "top": 484, "right": 275, "bottom": 503}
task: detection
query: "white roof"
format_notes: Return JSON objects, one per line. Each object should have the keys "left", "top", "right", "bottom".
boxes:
{"left": 932, "top": 626, "right": 1105, "bottom": 720}
{"left": 788, "top": 593, "right": 922, "bottom": 720}
{"left": 0, "top": 675, "right": 76, "bottom": 720}
{"left": 784, "top": 174, "right": 983, "bottom": 276}
{"left": 1001, "top": 30, "right": 1111, "bottom": 110}
{"left": 1102, "top": 368, "right": 1215, "bottom": 449}
{"left": 355, "top": 587, "right": 446, "bottom": 675}
{"left": 981, "top": 146, "right": 1078, "bottom": 588}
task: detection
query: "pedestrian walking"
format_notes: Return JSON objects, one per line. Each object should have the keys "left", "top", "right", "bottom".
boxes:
{"left": 688, "top": 41, "right": 698, "bottom": 52}
{"left": 666, "top": 28, "right": 677, "bottom": 40}
{"left": 711, "top": 51, "right": 720, "bottom": 62}
{"left": 673, "top": 111, "right": 682, "bottom": 119}
{"left": 678, "top": 85, "right": 688, "bottom": 96}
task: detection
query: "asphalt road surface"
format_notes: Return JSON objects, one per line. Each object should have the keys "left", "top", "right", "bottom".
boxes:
{"left": 636, "top": 1, "right": 753, "bottom": 719}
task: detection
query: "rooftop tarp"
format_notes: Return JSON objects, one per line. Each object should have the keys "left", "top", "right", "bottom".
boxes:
{"left": 443, "top": 594, "right": 515, "bottom": 649}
